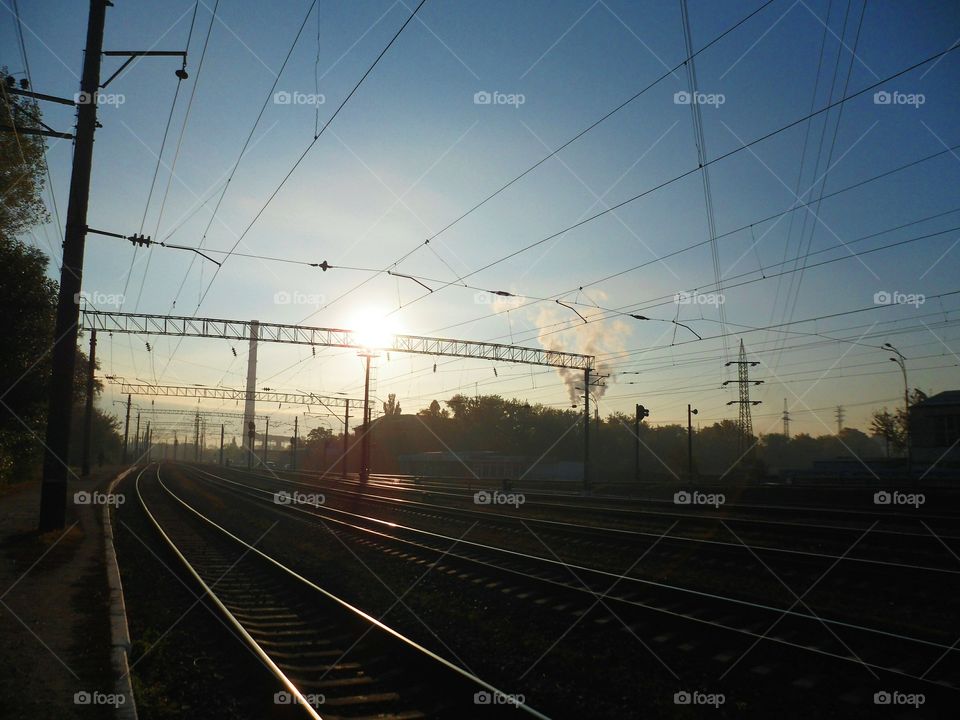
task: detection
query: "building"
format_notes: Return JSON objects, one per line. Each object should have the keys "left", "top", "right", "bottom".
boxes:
{"left": 910, "top": 390, "right": 960, "bottom": 466}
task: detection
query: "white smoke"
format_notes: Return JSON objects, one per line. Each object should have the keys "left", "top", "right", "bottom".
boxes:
{"left": 534, "top": 293, "right": 630, "bottom": 406}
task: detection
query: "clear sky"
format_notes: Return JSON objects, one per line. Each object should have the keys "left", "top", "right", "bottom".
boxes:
{"left": 5, "top": 0, "right": 960, "bottom": 445}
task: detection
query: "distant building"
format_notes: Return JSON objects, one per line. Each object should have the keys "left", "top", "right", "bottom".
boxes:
{"left": 910, "top": 390, "right": 960, "bottom": 466}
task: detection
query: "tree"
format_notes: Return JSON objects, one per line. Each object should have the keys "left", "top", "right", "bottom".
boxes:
{"left": 1, "top": 72, "right": 51, "bottom": 237}
{"left": 417, "top": 399, "right": 448, "bottom": 419}
{"left": 0, "top": 74, "right": 124, "bottom": 482}
{"left": 870, "top": 409, "right": 901, "bottom": 457}
{"left": 382, "top": 393, "right": 402, "bottom": 416}
{"left": 304, "top": 426, "right": 333, "bottom": 445}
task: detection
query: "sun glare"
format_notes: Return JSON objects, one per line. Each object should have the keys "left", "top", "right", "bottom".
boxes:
{"left": 350, "top": 309, "right": 398, "bottom": 349}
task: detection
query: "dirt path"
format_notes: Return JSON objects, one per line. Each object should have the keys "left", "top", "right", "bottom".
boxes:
{"left": 0, "top": 470, "right": 119, "bottom": 720}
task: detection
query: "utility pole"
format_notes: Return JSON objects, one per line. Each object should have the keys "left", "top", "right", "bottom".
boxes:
{"left": 885, "top": 343, "right": 913, "bottom": 482}
{"left": 634, "top": 404, "right": 649, "bottom": 482}
{"left": 145, "top": 421, "right": 151, "bottom": 462}
{"left": 634, "top": 404, "right": 640, "bottom": 483}
{"left": 341, "top": 400, "right": 350, "bottom": 478}
{"left": 359, "top": 352, "right": 375, "bottom": 482}
{"left": 219, "top": 424, "right": 224, "bottom": 466}
{"left": 583, "top": 367, "right": 591, "bottom": 491}
{"left": 38, "top": 0, "right": 107, "bottom": 528}
{"left": 122, "top": 394, "right": 131, "bottom": 463}
{"left": 173, "top": 432, "right": 178, "bottom": 461}
{"left": 292, "top": 416, "right": 298, "bottom": 471}
{"left": 687, "top": 404, "right": 698, "bottom": 485}
{"left": 134, "top": 411, "right": 141, "bottom": 461}
{"left": 262, "top": 417, "right": 269, "bottom": 466}
{"left": 578, "top": 370, "right": 608, "bottom": 491}
{"left": 34, "top": 2, "right": 189, "bottom": 527}
{"left": 80, "top": 330, "right": 98, "bottom": 476}
{"left": 194, "top": 411, "right": 200, "bottom": 461}
{"left": 835, "top": 405, "right": 845, "bottom": 435}
{"left": 247, "top": 422, "right": 255, "bottom": 470}
{"left": 782, "top": 398, "right": 790, "bottom": 438}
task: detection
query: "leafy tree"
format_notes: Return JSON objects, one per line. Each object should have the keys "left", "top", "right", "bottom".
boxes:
{"left": 1, "top": 72, "right": 50, "bottom": 237}
{"left": 304, "top": 426, "right": 333, "bottom": 445}
{"left": 0, "top": 72, "right": 123, "bottom": 482}
{"left": 382, "top": 393, "right": 402, "bottom": 416}
{"left": 417, "top": 399, "right": 448, "bottom": 419}
{"left": 871, "top": 408, "right": 903, "bottom": 457}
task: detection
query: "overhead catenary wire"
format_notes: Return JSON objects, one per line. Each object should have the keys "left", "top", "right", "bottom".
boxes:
{"left": 9, "top": 0, "right": 65, "bottom": 268}
{"left": 155, "top": 0, "right": 430, "bottom": 386}
{"left": 774, "top": 0, "right": 868, "bottom": 375}
{"left": 295, "top": 0, "right": 781, "bottom": 322}
{"left": 120, "top": 0, "right": 201, "bottom": 308}
{"left": 378, "top": 43, "right": 960, "bottom": 320}
{"left": 160, "top": 0, "right": 319, "bottom": 324}
{"left": 133, "top": 0, "right": 219, "bottom": 312}
{"left": 193, "top": 0, "right": 431, "bottom": 311}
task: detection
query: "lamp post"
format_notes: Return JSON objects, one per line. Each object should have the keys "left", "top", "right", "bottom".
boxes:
{"left": 884, "top": 343, "right": 912, "bottom": 481}
{"left": 687, "top": 404, "right": 698, "bottom": 485}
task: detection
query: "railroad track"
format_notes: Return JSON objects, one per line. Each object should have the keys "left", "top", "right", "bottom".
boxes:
{"left": 174, "top": 463, "right": 960, "bottom": 705}
{"left": 273, "top": 467, "right": 960, "bottom": 540}
{"left": 135, "top": 465, "right": 549, "bottom": 719}
{"left": 231, "top": 467, "right": 960, "bottom": 574}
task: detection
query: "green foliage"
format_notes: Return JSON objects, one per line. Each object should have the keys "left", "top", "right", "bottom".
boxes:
{"left": 382, "top": 393, "right": 402, "bottom": 415}
{"left": 0, "top": 75, "right": 123, "bottom": 483}
{"left": 1, "top": 72, "right": 50, "bottom": 237}
{"left": 0, "top": 234, "right": 57, "bottom": 483}
{"left": 319, "top": 394, "right": 892, "bottom": 481}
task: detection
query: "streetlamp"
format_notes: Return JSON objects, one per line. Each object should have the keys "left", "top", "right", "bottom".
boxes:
{"left": 687, "top": 405, "right": 698, "bottom": 485}
{"left": 884, "top": 343, "right": 912, "bottom": 480}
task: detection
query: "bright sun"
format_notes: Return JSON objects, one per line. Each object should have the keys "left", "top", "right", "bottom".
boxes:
{"left": 349, "top": 309, "right": 399, "bottom": 349}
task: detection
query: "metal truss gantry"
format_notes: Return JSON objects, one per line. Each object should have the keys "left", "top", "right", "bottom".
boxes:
{"left": 113, "top": 382, "right": 362, "bottom": 409}
{"left": 81, "top": 310, "right": 594, "bottom": 370}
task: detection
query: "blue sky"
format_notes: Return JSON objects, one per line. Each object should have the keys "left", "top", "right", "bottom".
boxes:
{"left": 5, "top": 0, "right": 960, "bottom": 443}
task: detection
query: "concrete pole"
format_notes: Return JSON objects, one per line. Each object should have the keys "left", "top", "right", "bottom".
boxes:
{"left": 81, "top": 329, "right": 97, "bottom": 476}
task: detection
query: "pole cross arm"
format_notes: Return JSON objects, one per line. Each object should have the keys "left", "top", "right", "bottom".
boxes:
{"left": 80, "top": 310, "right": 594, "bottom": 370}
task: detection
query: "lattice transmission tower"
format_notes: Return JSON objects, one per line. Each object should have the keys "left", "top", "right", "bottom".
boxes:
{"left": 724, "top": 339, "right": 762, "bottom": 454}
